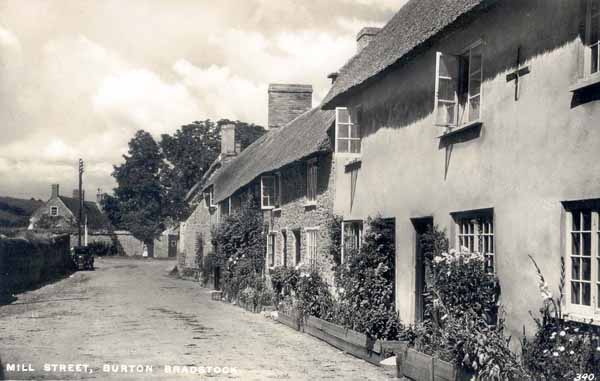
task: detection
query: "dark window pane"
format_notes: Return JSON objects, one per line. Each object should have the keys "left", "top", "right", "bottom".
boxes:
{"left": 583, "top": 211, "right": 592, "bottom": 230}
{"left": 350, "top": 122, "right": 359, "bottom": 139}
{"left": 439, "top": 54, "right": 458, "bottom": 78}
{"left": 337, "top": 139, "right": 349, "bottom": 153}
{"left": 469, "top": 96, "right": 481, "bottom": 122}
{"left": 573, "top": 212, "right": 581, "bottom": 231}
{"left": 572, "top": 233, "right": 581, "bottom": 255}
{"left": 591, "top": 15, "right": 599, "bottom": 43}
{"left": 583, "top": 232, "right": 591, "bottom": 256}
{"left": 582, "top": 283, "right": 591, "bottom": 306}
{"left": 592, "top": 44, "right": 599, "bottom": 74}
{"left": 437, "top": 102, "right": 456, "bottom": 125}
{"left": 572, "top": 258, "right": 581, "bottom": 280}
{"left": 350, "top": 140, "right": 361, "bottom": 154}
{"left": 583, "top": 257, "right": 591, "bottom": 280}
{"left": 572, "top": 282, "right": 581, "bottom": 304}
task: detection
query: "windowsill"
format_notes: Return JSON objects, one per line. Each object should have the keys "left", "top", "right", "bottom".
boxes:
{"left": 272, "top": 207, "right": 282, "bottom": 213}
{"left": 437, "top": 120, "right": 483, "bottom": 139}
{"left": 344, "top": 158, "right": 362, "bottom": 172}
{"left": 569, "top": 74, "right": 600, "bottom": 93}
{"left": 562, "top": 312, "right": 600, "bottom": 326}
{"left": 304, "top": 202, "right": 317, "bottom": 209}
{"left": 261, "top": 206, "right": 275, "bottom": 211}
{"left": 335, "top": 152, "right": 362, "bottom": 158}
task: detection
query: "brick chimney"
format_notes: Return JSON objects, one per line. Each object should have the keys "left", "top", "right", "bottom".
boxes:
{"left": 220, "top": 124, "right": 237, "bottom": 166}
{"left": 51, "top": 184, "right": 60, "bottom": 198}
{"left": 72, "top": 189, "right": 85, "bottom": 201}
{"left": 356, "top": 27, "right": 381, "bottom": 53}
{"left": 268, "top": 84, "right": 313, "bottom": 130}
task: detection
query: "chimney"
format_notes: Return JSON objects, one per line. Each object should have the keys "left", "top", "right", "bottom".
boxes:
{"left": 220, "top": 124, "right": 237, "bottom": 166}
{"left": 72, "top": 189, "right": 85, "bottom": 201}
{"left": 268, "top": 84, "right": 313, "bottom": 130}
{"left": 356, "top": 27, "right": 381, "bottom": 53}
{"left": 51, "top": 184, "right": 60, "bottom": 198}
{"left": 327, "top": 72, "right": 339, "bottom": 84}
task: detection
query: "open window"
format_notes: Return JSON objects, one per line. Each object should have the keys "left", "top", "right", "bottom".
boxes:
{"left": 341, "top": 220, "right": 363, "bottom": 264}
{"left": 435, "top": 43, "right": 483, "bottom": 129}
{"left": 261, "top": 175, "right": 279, "bottom": 209}
{"left": 335, "top": 107, "right": 361, "bottom": 154}
{"left": 588, "top": 0, "right": 600, "bottom": 76}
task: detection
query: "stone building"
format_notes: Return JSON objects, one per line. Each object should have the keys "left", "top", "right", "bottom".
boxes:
{"left": 180, "top": 84, "right": 340, "bottom": 286}
{"left": 30, "top": 184, "right": 110, "bottom": 233}
{"left": 322, "top": 0, "right": 600, "bottom": 344}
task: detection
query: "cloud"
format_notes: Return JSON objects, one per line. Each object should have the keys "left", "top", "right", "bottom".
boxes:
{"left": 0, "top": 1, "right": 398, "bottom": 199}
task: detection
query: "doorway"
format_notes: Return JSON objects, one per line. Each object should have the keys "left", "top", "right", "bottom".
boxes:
{"left": 412, "top": 217, "right": 433, "bottom": 323}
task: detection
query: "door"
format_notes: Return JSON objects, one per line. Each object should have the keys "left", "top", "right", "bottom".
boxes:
{"left": 412, "top": 217, "right": 433, "bottom": 323}
{"left": 168, "top": 235, "right": 177, "bottom": 258}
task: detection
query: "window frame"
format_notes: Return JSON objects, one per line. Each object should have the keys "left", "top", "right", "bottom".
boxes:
{"left": 564, "top": 205, "right": 600, "bottom": 321}
{"left": 335, "top": 107, "right": 361, "bottom": 154}
{"left": 306, "top": 159, "right": 318, "bottom": 204}
{"left": 205, "top": 187, "right": 216, "bottom": 208}
{"left": 50, "top": 206, "right": 59, "bottom": 217}
{"left": 305, "top": 227, "right": 319, "bottom": 270}
{"left": 586, "top": 0, "right": 600, "bottom": 77}
{"left": 434, "top": 40, "right": 484, "bottom": 129}
{"left": 341, "top": 220, "right": 363, "bottom": 264}
{"left": 267, "top": 232, "right": 277, "bottom": 268}
{"left": 453, "top": 208, "right": 495, "bottom": 274}
{"left": 261, "top": 175, "right": 278, "bottom": 210}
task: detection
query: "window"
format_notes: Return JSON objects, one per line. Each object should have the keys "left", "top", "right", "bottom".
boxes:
{"left": 306, "top": 159, "right": 318, "bottom": 203}
{"left": 261, "top": 175, "right": 279, "bottom": 209}
{"left": 454, "top": 209, "right": 495, "bottom": 273}
{"left": 342, "top": 221, "right": 363, "bottom": 263}
{"left": 267, "top": 233, "right": 277, "bottom": 268}
{"left": 335, "top": 107, "right": 361, "bottom": 154}
{"left": 435, "top": 42, "right": 483, "bottom": 127}
{"left": 587, "top": 0, "right": 600, "bottom": 76}
{"left": 293, "top": 229, "right": 302, "bottom": 265}
{"left": 564, "top": 203, "right": 600, "bottom": 320}
{"left": 282, "top": 230, "right": 288, "bottom": 267}
{"left": 306, "top": 228, "right": 318, "bottom": 269}
{"left": 205, "top": 187, "right": 216, "bottom": 208}
{"left": 50, "top": 206, "right": 58, "bottom": 216}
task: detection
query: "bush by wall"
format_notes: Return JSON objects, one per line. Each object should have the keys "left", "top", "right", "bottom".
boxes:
{"left": 0, "top": 235, "right": 72, "bottom": 300}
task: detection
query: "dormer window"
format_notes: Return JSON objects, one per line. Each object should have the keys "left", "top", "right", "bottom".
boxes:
{"left": 335, "top": 107, "right": 361, "bottom": 154}
{"left": 435, "top": 42, "right": 483, "bottom": 129}
{"left": 50, "top": 206, "right": 58, "bottom": 216}
{"left": 261, "top": 175, "right": 279, "bottom": 209}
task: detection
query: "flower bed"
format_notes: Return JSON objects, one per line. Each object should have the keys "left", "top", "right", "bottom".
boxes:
{"left": 396, "top": 346, "right": 474, "bottom": 381}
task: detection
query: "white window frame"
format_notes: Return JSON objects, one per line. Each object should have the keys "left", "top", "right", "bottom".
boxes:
{"left": 454, "top": 209, "right": 495, "bottom": 273}
{"left": 335, "top": 107, "right": 361, "bottom": 154}
{"left": 434, "top": 41, "right": 483, "bottom": 128}
{"left": 306, "top": 159, "right": 318, "bottom": 204}
{"left": 586, "top": 0, "right": 600, "bottom": 77}
{"left": 261, "top": 175, "right": 278, "bottom": 210}
{"left": 305, "top": 227, "right": 319, "bottom": 269}
{"left": 564, "top": 207, "right": 600, "bottom": 322}
{"left": 341, "top": 220, "right": 363, "bottom": 263}
{"left": 206, "top": 187, "right": 216, "bottom": 208}
{"left": 50, "top": 206, "right": 59, "bottom": 217}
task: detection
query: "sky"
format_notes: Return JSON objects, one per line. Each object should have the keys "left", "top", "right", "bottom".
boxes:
{"left": 0, "top": 0, "right": 404, "bottom": 200}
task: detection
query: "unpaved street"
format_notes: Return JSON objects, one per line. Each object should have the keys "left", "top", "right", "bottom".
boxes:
{"left": 0, "top": 258, "right": 392, "bottom": 380}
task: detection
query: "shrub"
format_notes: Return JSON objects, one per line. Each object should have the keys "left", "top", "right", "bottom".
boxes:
{"left": 212, "top": 194, "right": 265, "bottom": 301}
{"left": 522, "top": 256, "right": 600, "bottom": 378}
{"left": 269, "top": 266, "right": 299, "bottom": 304}
{"left": 333, "top": 217, "right": 403, "bottom": 340}
{"left": 295, "top": 269, "right": 334, "bottom": 320}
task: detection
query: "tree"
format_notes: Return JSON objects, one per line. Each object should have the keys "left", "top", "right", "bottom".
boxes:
{"left": 111, "top": 130, "right": 164, "bottom": 254}
{"left": 100, "top": 194, "right": 122, "bottom": 228}
{"left": 159, "top": 119, "right": 265, "bottom": 221}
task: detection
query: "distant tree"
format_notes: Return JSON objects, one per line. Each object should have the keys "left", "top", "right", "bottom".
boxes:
{"left": 160, "top": 119, "right": 265, "bottom": 221}
{"left": 111, "top": 130, "right": 164, "bottom": 254}
{"left": 100, "top": 194, "right": 123, "bottom": 229}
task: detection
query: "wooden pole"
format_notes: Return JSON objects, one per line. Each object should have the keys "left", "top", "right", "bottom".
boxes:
{"left": 78, "top": 159, "right": 84, "bottom": 247}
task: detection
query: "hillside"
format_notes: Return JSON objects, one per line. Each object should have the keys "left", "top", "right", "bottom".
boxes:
{"left": 0, "top": 196, "right": 44, "bottom": 227}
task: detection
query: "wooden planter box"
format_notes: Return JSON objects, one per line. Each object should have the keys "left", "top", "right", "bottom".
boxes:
{"left": 397, "top": 347, "right": 474, "bottom": 381}
{"left": 304, "top": 316, "right": 405, "bottom": 366}
{"left": 276, "top": 311, "right": 302, "bottom": 331}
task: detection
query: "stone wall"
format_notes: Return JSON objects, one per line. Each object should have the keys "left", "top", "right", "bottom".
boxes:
{"left": 179, "top": 199, "right": 217, "bottom": 277}
{"left": 266, "top": 152, "right": 337, "bottom": 283}
{"left": 0, "top": 234, "right": 71, "bottom": 299}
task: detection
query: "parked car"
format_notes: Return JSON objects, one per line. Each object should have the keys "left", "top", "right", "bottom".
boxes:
{"left": 71, "top": 246, "right": 94, "bottom": 270}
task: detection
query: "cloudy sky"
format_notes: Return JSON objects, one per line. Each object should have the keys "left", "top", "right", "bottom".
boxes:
{"left": 0, "top": 0, "right": 404, "bottom": 200}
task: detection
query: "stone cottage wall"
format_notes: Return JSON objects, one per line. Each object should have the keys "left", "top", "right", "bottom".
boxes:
{"left": 179, "top": 199, "right": 217, "bottom": 276}
{"left": 266, "top": 153, "right": 337, "bottom": 284}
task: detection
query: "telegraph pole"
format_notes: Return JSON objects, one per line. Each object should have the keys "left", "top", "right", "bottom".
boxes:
{"left": 78, "top": 158, "right": 84, "bottom": 247}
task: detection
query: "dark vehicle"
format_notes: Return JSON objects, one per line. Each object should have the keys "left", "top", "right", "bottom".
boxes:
{"left": 71, "top": 246, "right": 94, "bottom": 270}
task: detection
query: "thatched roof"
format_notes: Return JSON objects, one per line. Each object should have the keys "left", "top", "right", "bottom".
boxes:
{"left": 321, "top": 0, "right": 495, "bottom": 108}
{"left": 205, "top": 108, "right": 335, "bottom": 203}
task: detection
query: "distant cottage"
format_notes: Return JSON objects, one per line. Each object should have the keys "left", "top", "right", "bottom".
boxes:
{"left": 30, "top": 184, "right": 110, "bottom": 232}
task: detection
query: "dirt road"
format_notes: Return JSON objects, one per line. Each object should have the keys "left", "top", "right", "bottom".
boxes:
{"left": 0, "top": 257, "right": 393, "bottom": 380}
